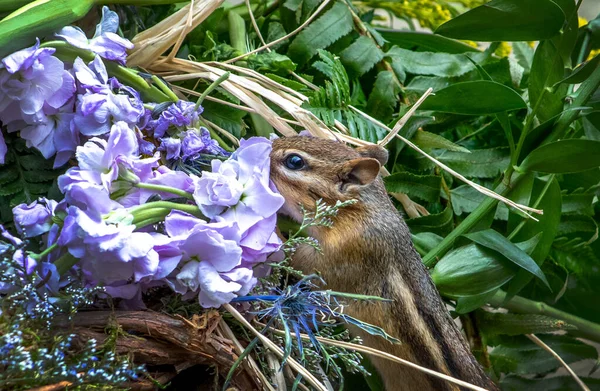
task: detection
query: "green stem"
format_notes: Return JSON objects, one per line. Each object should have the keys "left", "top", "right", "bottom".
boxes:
{"left": 29, "top": 243, "right": 58, "bottom": 261}
{"left": 546, "top": 59, "right": 600, "bottom": 144}
{"left": 135, "top": 217, "right": 167, "bottom": 230}
{"left": 423, "top": 175, "right": 523, "bottom": 267}
{"left": 195, "top": 72, "right": 231, "bottom": 109}
{"left": 489, "top": 290, "right": 600, "bottom": 343}
{"left": 131, "top": 207, "right": 171, "bottom": 224}
{"left": 507, "top": 175, "right": 554, "bottom": 241}
{"left": 151, "top": 75, "right": 179, "bottom": 102}
{"left": 134, "top": 182, "right": 194, "bottom": 199}
{"left": 41, "top": 41, "right": 173, "bottom": 103}
{"left": 128, "top": 200, "right": 203, "bottom": 218}
{"left": 55, "top": 253, "right": 78, "bottom": 276}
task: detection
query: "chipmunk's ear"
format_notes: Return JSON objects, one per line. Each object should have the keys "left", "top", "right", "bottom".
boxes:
{"left": 340, "top": 158, "right": 381, "bottom": 191}
{"left": 356, "top": 144, "right": 388, "bottom": 166}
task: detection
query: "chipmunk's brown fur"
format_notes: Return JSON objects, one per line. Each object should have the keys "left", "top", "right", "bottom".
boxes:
{"left": 270, "top": 136, "right": 498, "bottom": 391}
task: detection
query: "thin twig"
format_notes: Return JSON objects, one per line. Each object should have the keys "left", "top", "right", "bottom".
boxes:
{"left": 223, "top": 304, "right": 329, "bottom": 391}
{"left": 265, "top": 326, "right": 490, "bottom": 391}
{"left": 526, "top": 334, "right": 591, "bottom": 391}
{"left": 348, "top": 105, "right": 543, "bottom": 220}
{"left": 219, "top": 319, "right": 275, "bottom": 391}
{"left": 224, "top": 0, "right": 333, "bottom": 64}
{"left": 378, "top": 87, "right": 433, "bottom": 147}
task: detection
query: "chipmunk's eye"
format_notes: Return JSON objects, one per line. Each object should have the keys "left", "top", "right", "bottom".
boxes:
{"left": 284, "top": 154, "right": 305, "bottom": 170}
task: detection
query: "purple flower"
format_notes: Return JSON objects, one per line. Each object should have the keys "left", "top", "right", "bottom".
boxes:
{"left": 143, "top": 101, "right": 204, "bottom": 139}
{"left": 58, "top": 206, "right": 158, "bottom": 285}
{"left": 181, "top": 128, "right": 228, "bottom": 159}
{"left": 161, "top": 211, "right": 259, "bottom": 307}
{"left": 12, "top": 198, "right": 58, "bottom": 238}
{"left": 19, "top": 97, "right": 76, "bottom": 160}
{"left": 158, "top": 137, "right": 181, "bottom": 160}
{"left": 117, "top": 167, "right": 194, "bottom": 207}
{"left": 193, "top": 159, "right": 243, "bottom": 218}
{"left": 197, "top": 263, "right": 256, "bottom": 308}
{"left": 215, "top": 138, "right": 284, "bottom": 233}
{"left": 0, "top": 131, "right": 6, "bottom": 164}
{"left": 0, "top": 40, "right": 74, "bottom": 118}
{"left": 56, "top": 6, "right": 133, "bottom": 65}
{"left": 72, "top": 57, "right": 143, "bottom": 136}
{"left": 53, "top": 113, "right": 79, "bottom": 168}
{"left": 77, "top": 121, "right": 157, "bottom": 189}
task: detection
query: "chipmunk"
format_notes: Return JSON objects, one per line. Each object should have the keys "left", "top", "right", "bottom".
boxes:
{"left": 270, "top": 136, "right": 498, "bottom": 391}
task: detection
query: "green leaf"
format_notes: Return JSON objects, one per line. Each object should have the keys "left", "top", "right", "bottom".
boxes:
{"left": 376, "top": 30, "right": 480, "bottom": 54}
{"left": 246, "top": 52, "right": 296, "bottom": 74}
{"left": 431, "top": 244, "right": 517, "bottom": 297}
{"left": 287, "top": 2, "right": 353, "bottom": 66}
{"left": 519, "top": 140, "right": 600, "bottom": 173}
{"left": 554, "top": 55, "right": 600, "bottom": 86}
{"left": 513, "top": 42, "right": 534, "bottom": 74}
{"left": 406, "top": 76, "right": 451, "bottom": 92}
{"left": 550, "top": 0, "right": 579, "bottom": 68}
{"left": 490, "top": 335, "right": 598, "bottom": 375}
{"left": 339, "top": 36, "right": 383, "bottom": 77}
{"left": 366, "top": 70, "right": 400, "bottom": 122}
{"left": 506, "top": 176, "right": 562, "bottom": 299}
{"left": 411, "top": 232, "right": 443, "bottom": 256}
{"left": 451, "top": 186, "right": 508, "bottom": 221}
{"left": 561, "top": 193, "right": 595, "bottom": 216}
{"left": 406, "top": 206, "right": 453, "bottom": 236}
{"left": 435, "top": 0, "right": 565, "bottom": 42}
{"left": 455, "top": 290, "right": 499, "bottom": 314}
{"left": 557, "top": 214, "right": 598, "bottom": 237}
{"left": 419, "top": 81, "right": 527, "bottom": 115}
{"left": 202, "top": 99, "right": 247, "bottom": 138}
{"left": 412, "top": 131, "right": 471, "bottom": 153}
{"left": 385, "top": 47, "right": 481, "bottom": 77}
{"left": 528, "top": 40, "right": 568, "bottom": 122}
{"left": 437, "top": 148, "right": 510, "bottom": 178}
{"left": 463, "top": 229, "right": 549, "bottom": 288}
{"left": 384, "top": 172, "right": 441, "bottom": 203}
{"left": 501, "top": 375, "right": 600, "bottom": 391}
{"left": 432, "top": 236, "right": 540, "bottom": 297}
{"left": 477, "top": 312, "right": 576, "bottom": 336}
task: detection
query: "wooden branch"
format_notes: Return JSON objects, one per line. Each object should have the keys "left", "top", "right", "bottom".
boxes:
{"left": 53, "top": 310, "right": 259, "bottom": 390}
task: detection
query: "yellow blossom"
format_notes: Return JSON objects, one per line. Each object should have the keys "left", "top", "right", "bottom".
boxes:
{"left": 494, "top": 42, "right": 512, "bottom": 57}
{"left": 588, "top": 48, "right": 600, "bottom": 61}
{"left": 578, "top": 16, "right": 588, "bottom": 28}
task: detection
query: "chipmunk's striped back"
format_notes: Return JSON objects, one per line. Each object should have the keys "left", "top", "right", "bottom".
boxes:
{"left": 270, "top": 136, "right": 498, "bottom": 390}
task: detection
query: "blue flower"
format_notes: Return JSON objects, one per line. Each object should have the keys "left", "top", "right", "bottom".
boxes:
{"left": 12, "top": 198, "right": 58, "bottom": 238}
{"left": 143, "top": 100, "right": 204, "bottom": 139}
{"left": 72, "top": 57, "right": 143, "bottom": 137}
{"left": 56, "top": 6, "right": 133, "bottom": 65}
{"left": 0, "top": 40, "right": 74, "bottom": 118}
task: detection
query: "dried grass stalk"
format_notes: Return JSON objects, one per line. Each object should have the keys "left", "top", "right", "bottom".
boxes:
{"left": 128, "top": 0, "right": 225, "bottom": 66}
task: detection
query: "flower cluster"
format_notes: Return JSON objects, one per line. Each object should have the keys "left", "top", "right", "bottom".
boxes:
{"left": 0, "top": 8, "right": 284, "bottom": 309}
{"left": 0, "top": 7, "right": 143, "bottom": 166}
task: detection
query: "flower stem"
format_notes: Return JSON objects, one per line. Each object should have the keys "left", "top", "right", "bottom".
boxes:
{"left": 195, "top": 72, "right": 231, "bottom": 109}
{"left": 54, "top": 253, "right": 78, "bottom": 276}
{"left": 128, "top": 200, "right": 204, "bottom": 219}
{"left": 41, "top": 41, "right": 173, "bottom": 103}
{"left": 29, "top": 243, "right": 58, "bottom": 261}
{"left": 134, "top": 182, "right": 194, "bottom": 199}
{"left": 489, "top": 290, "right": 600, "bottom": 343}
{"left": 151, "top": 74, "right": 180, "bottom": 102}
{"left": 422, "top": 174, "right": 526, "bottom": 267}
